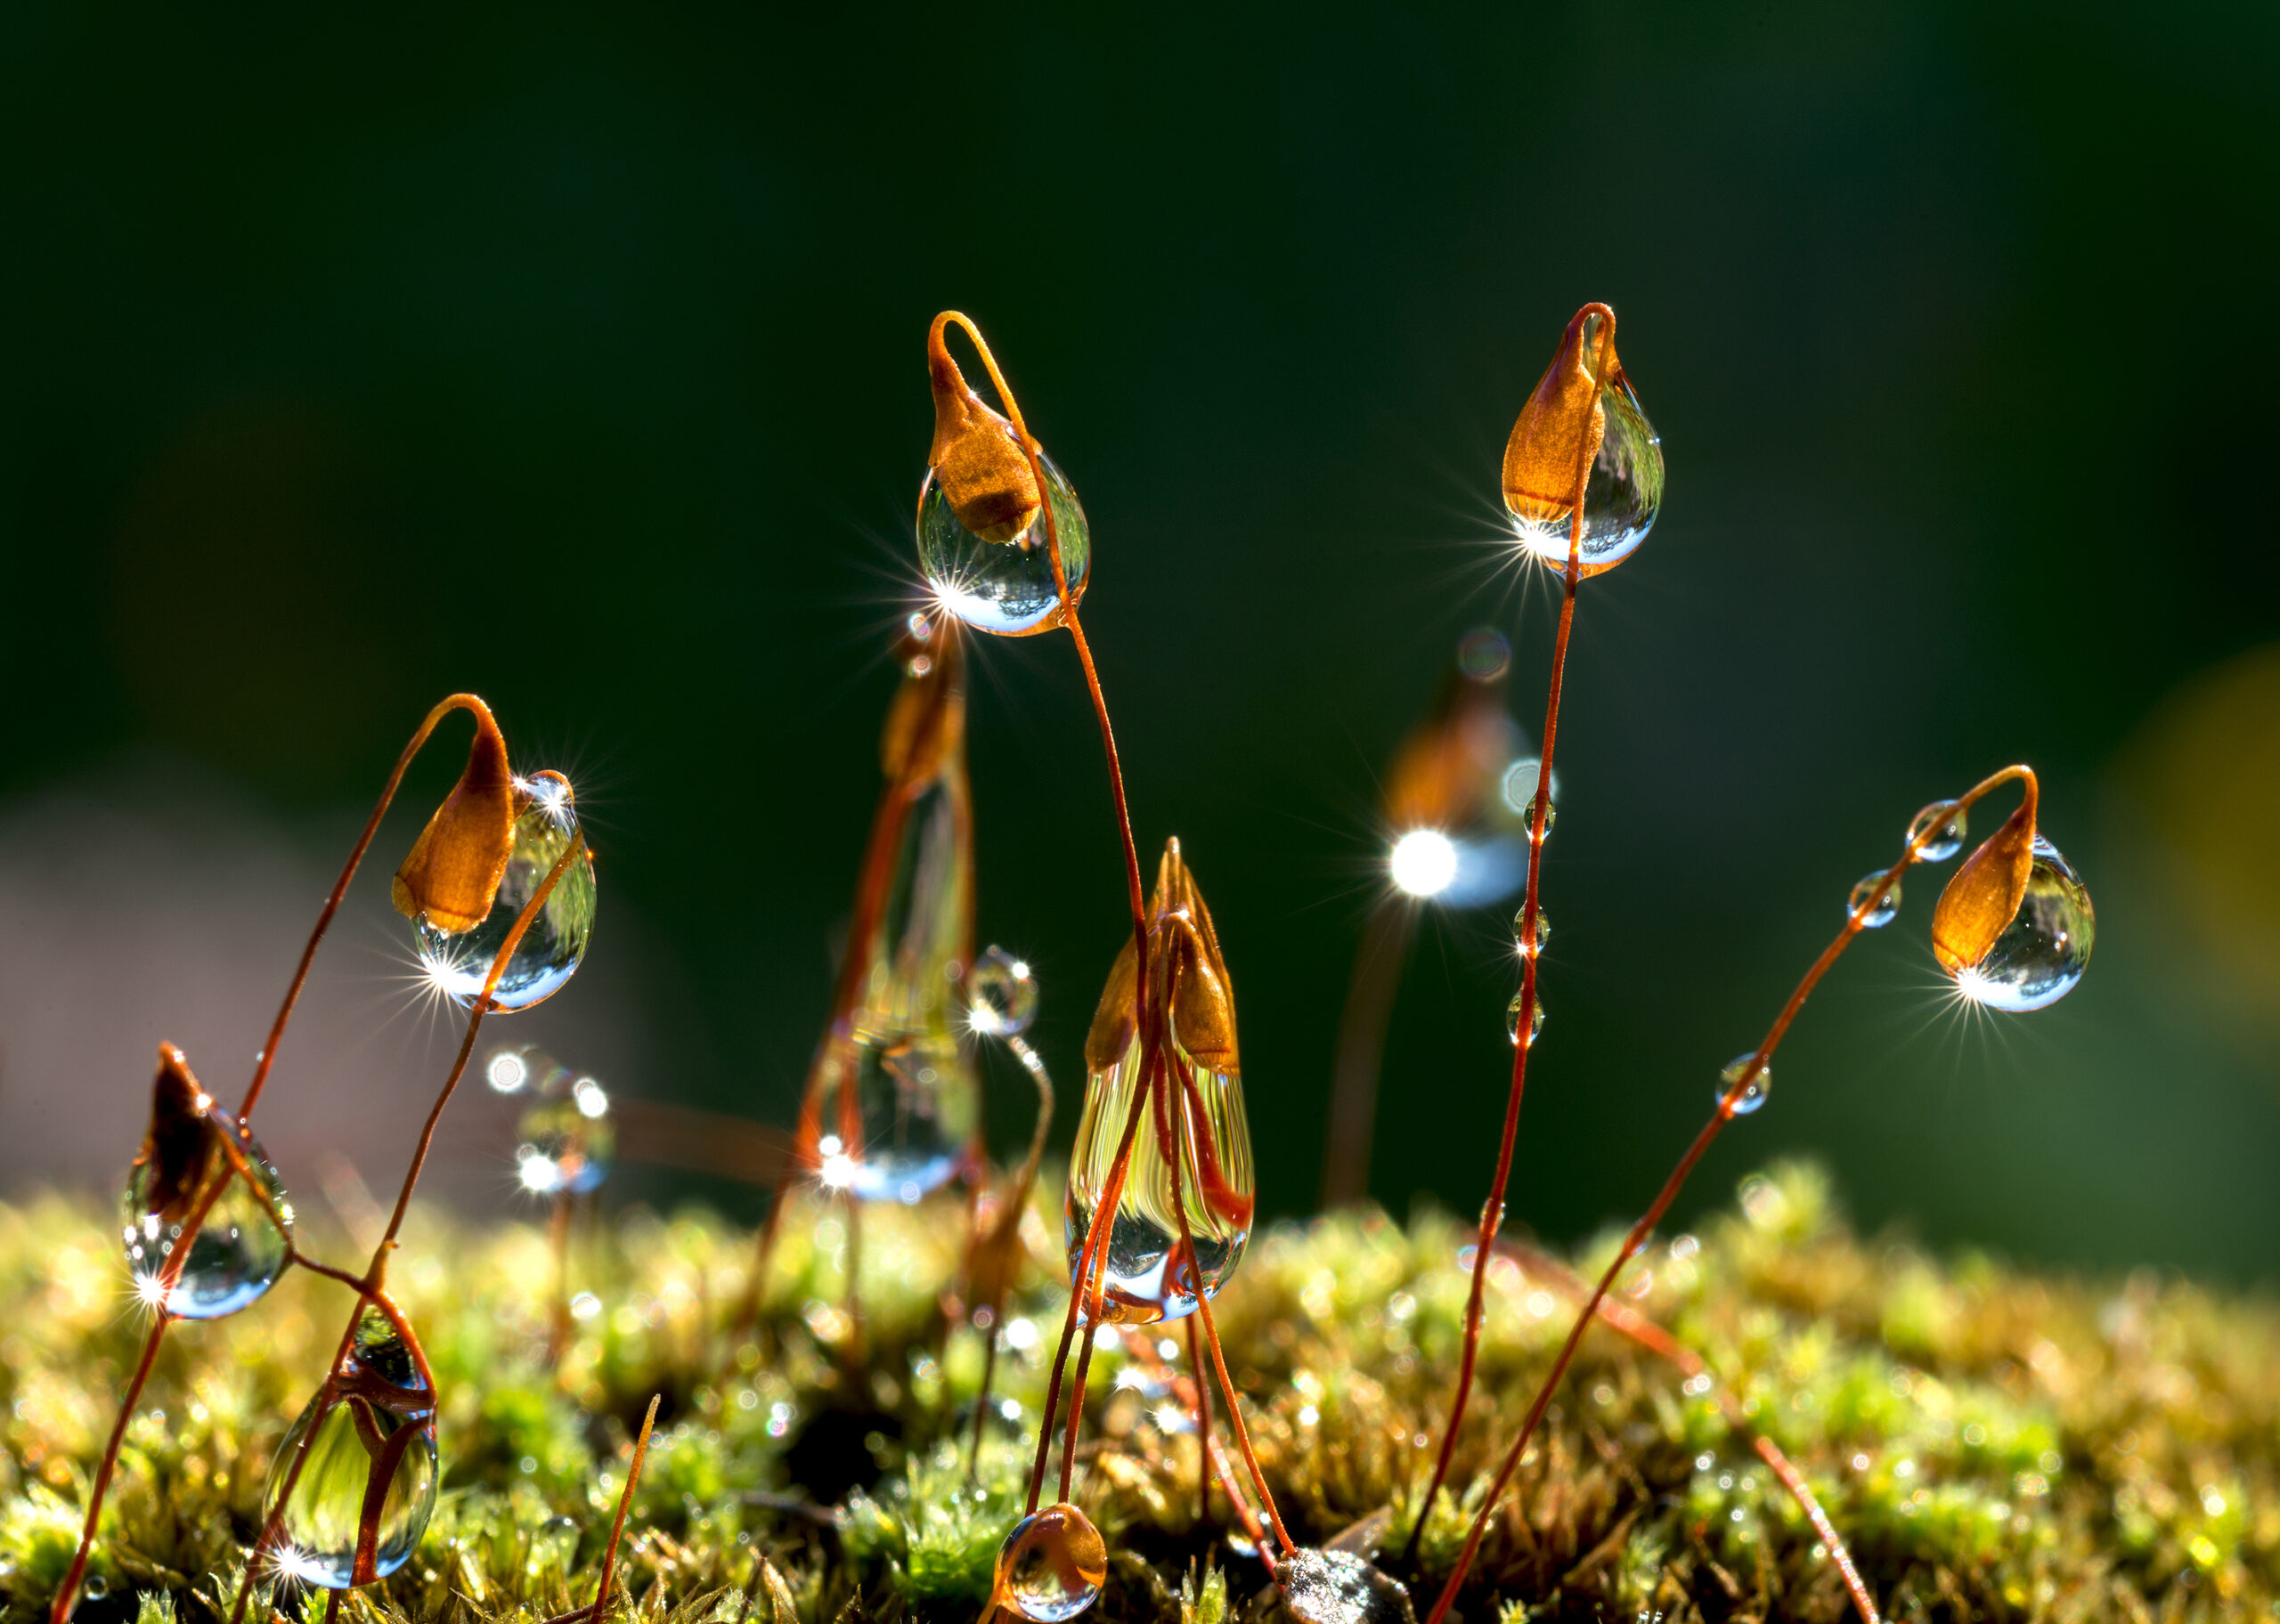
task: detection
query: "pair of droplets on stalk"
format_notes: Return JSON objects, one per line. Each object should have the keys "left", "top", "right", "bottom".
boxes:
{"left": 904, "top": 304, "right": 2095, "bottom": 1624}
{"left": 89, "top": 709, "right": 603, "bottom": 1612}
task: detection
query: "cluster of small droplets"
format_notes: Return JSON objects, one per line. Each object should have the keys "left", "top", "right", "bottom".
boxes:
{"left": 1511, "top": 904, "right": 1551, "bottom": 956}
{"left": 1907, "top": 800, "right": 1967, "bottom": 862}
{"left": 1505, "top": 990, "right": 1546, "bottom": 1047}
{"left": 1718, "top": 1052, "right": 1771, "bottom": 1116}
{"left": 1847, "top": 872, "right": 1901, "bottom": 928}
{"left": 967, "top": 944, "right": 1038, "bottom": 1037}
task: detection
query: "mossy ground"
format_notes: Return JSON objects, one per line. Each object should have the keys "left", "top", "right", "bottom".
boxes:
{"left": 4, "top": 1164, "right": 2275, "bottom": 1624}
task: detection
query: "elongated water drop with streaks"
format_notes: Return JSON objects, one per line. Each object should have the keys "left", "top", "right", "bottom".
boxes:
{"left": 415, "top": 775, "right": 595, "bottom": 1011}
{"left": 1067, "top": 841, "right": 1254, "bottom": 1324}
{"left": 1506, "top": 990, "right": 1546, "bottom": 1047}
{"left": 1950, "top": 837, "right": 2095, "bottom": 1011}
{"left": 1847, "top": 873, "right": 1900, "bottom": 928}
{"left": 121, "top": 1045, "right": 291, "bottom": 1320}
{"left": 263, "top": 1308, "right": 439, "bottom": 1588}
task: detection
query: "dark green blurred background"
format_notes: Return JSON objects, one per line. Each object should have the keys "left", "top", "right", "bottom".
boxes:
{"left": 4, "top": 4, "right": 2276, "bottom": 1276}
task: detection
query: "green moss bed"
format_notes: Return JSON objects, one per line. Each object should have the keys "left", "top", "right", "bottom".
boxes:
{"left": 3, "top": 1163, "right": 2275, "bottom": 1624}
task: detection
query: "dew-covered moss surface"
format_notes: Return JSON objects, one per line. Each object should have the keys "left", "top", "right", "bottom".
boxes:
{"left": 4, "top": 1163, "right": 2275, "bottom": 1624}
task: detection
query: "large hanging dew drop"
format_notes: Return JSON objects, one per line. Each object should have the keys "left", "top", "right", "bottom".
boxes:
{"left": 1273, "top": 1549, "right": 1418, "bottom": 1624}
{"left": 968, "top": 945, "right": 1039, "bottom": 1037}
{"left": 264, "top": 1309, "right": 439, "bottom": 1588}
{"left": 1950, "top": 836, "right": 2095, "bottom": 1011}
{"left": 1509, "top": 312, "right": 1665, "bottom": 579}
{"left": 918, "top": 444, "right": 1092, "bottom": 637}
{"left": 1847, "top": 873, "right": 1901, "bottom": 928}
{"left": 487, "top": 1045, "right": 615, "bottom": 1196}
{"left": 1908, "top": 801, "right": 1967, "bottom": 863}
{"left": 991, "top": 1503, "right": 1107, "bottom": 1623}
{"left": 120, "top": 1052, "right": 291, "bottom": 1320}
{"left": 1506, "top": 989, "right": 1546, "bottom": 1047}
{"left": 1067, "top": 843, "right": 1255, "bottom": 1324}
{"left": 415, "top": 777, "right": 596, "bottom": 1011}
{"left": 1717, "top": 1053, "right": 1770, "bottom": 1116}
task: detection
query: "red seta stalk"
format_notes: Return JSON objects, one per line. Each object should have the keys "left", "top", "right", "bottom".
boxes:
{"left": 1421, "top": 768, "right": 2036, "bottom": 1624}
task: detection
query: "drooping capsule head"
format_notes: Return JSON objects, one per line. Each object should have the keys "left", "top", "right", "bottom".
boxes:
{"left": 918, "top": 314, "right": 1092, "bottom": 636}
{"left": 1942, "top": 830, "right": 2097, "bottom": 1012}
{"left": 412, "top": 771, "right": 596, "bottom": 1011}
{"left": 122, "top": 1044, "right": 292, "bottom": 1319}
{"left": 393, "top": 702, "right": 517, "bottom": 935}
{"left": 990, "top": 1502, "right": 1108, "bottom": 1623}
{"left": 1502, "top": 304, "right": 1664, "bottom": 577}
{"left": 1932, "top": 803, "right": 2039, "bottom": 976}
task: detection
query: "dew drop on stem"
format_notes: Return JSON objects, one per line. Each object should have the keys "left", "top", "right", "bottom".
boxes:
{"left": 1908, "top": 801, "right": 1967, "bottom": 863}
{"left": 1847, "top": 873, "right": 1900, "bottom": 928}
{"left": 1718, "top": 1053, "right": 1771, "bottom": 1116}
{"left": 1950, "top": 836, "right": 2095, "bottom": 1011}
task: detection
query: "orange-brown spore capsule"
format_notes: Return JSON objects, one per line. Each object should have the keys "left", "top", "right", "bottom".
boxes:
{"left": 930, "top": 321, "right": 1041, "bottom": 543}
{"left": 1502, "top": 306, "right": 1615, "bottom": 525}
{"left": 1932, "top": 803, "right": 2039, "bottom": 973}
{"left": 392, "top": 707, "right": 517, "bottom": 935}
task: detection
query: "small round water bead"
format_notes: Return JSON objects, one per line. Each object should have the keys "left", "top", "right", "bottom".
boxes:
{"left": 1847, "top": 873, "right": 1901, "bottom": 928}
{"left": 918, "top": 444, "right": 1092, "bottom": 637}
{"left": 1718, "top": 1053, "right": 1770, "bottom": 1116}
{"left": 991, "top": 1502, "right": 1108, "bottom": 1623}
{"left": 264, "top": 1308, "right": 439, "bottom": 1588}
{"left": 1506, "top": 990, "right": 1546, "bottom": 1047}
{"left": 121, "top": 1062, "right": 292, "bottom": 1320}
{"left": 1907, "top": 801, "right": 1967, "bottom": 863}
{"left": 968, "top": 945, "right": 1039, "bottom": 1037}
{"left": 415, "top": 776, "right": 596, "bottom": 1011}
{"left": 1950, "top": 836, "right": 2096, "bottom": 1012}
{"left": 1274, "top": 1549, "right": 1418, "bottom": 1624}
{"left": 1512, "top": 905, "right": 1551, "bottom": 956}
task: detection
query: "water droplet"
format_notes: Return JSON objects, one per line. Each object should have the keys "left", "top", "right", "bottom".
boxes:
{"left": 1718, "top": 1053, "right": 1770, "bottom": 1116}
{"left": 1950, "top": 836, "right": 2095, "bottom": 1011}
{"left": 1908, "top": 801, "right": 1967, "bottom": 863}
{"left": 83, "top": 1577, "right": 107, "bottom": 1601}
{"left": 529, "top": 1513, "right": 580, "bottom": 1573}
{"left": 415, "top": 780, "right": 596, "bottom": 1011}
{"left": 1511, "top": 905, "right": 1551, "bottom": 956}
{"left": 1499, "top": 758, "right": 1560, "bottom": 821}
{"left": 1506, "top": 990, "right": 1546, "bottom": 1047}
{"left": 264, "top": 1309, "right": 439, "bottom": 1587}
{"left": 918, "top": 446, "right": 1091, "bottom": 637}
{"left": 121, "top": 1054, "right": 290, "bottom": 1320}
{"left": 493, "top": 1046, "right": 615, "bottom": 1196}
{"left": 992, "top": 1502, "right": 1106, "bottom": 1623}
{"left": 1847, "top": 873, "right": 1900, "bottom": 928}
{"left": 1510, "top": 316, "right": 1664, "bottom": 579}
{"left": 1454, "top": 628, "right": 1510, "bottom": 682}
{"left": 968, "top": 945, "right": 1039, "bottom": 1037}
{"left": 1274, "top": 1548, "right": 1418, "bottom": 1624}
{"left": 1067, "top": 847, "right": 1253, "bottom": 1324}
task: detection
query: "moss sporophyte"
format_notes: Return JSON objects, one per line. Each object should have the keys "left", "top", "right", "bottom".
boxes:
{"left": 25, "top": 302, "right": 2108, "bottom": 1624}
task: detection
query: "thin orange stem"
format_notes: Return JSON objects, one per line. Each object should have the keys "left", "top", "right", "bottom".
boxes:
{"left": 1421, "top": 766, "right": 2036, "bottom": 1624}
{"left": 586, "top": 1395, "right": 662, "bottom": 1624}
{"left": 48, "top": 1317, "right": 168, "bottom": 1623}
{"left": 1404, "top": 307, "right": 1615, "bottom": 1563}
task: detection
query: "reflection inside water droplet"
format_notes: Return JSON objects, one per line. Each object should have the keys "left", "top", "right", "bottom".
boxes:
{"left": 1907, "top": 801, "right": 1967, "bottom": 863}
{"left": 1274, "top": 1548, "right": 1418, "bottom": 1624}
{"left": 918, "top": 445, "right": 1091, "bottom": 637}
{"left": 968, "top": 945, "right": 1039, "bottom": 1037}
{"left": 264, "top": 1310, "right": 438, "bottom": 1588}
{"left": 416, "top": 779, "right": 596, "bottom": 1011}
{"left": 121, "top": 1093, "right": 291, "bottom": 1321}
{"left": 1950, "top": 836, "right": 2095, "bottom": 1012}
{"left": 1718, "top": 1053, "right": 1770, "bottom": 1116}
{"left": 993, "top": 1502, "right": 1107, "bottom": 1622}
{"left": 1847, "top": 873, "right": 1900, "bottom": 929}
{"left": 1506, "top": 990, "right": 1546, "bottom": 1047}
{"left": 1511, "top": 905, "right": 1551, "bottom": 956}
{"left": 1511, "top": 339, "right": 1665, "bottom": 579}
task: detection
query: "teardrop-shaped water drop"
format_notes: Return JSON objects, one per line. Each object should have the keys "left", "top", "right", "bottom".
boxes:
{"left": 1717, "top": 1053, "right": 1770, "bottom": 1116}
{"left": 415, "top": 778, "right": 596, "bottom": 1011}
{"left": 1950, "top": 836, "right": 2095, "bottom": 1011}
{"left": 993, "top": 1503, "right": 1106, "bottom": 1623}
{"left": 497, "top": 1047, "right": 615, "bottom": 1196}
{"left": 1847, "top": 873, "right": 1900, "bottom": 929}
{"left": 121, "top": 1048, "right": 291, "bottom": 1320}
{"left": 1511, "top": 905, "right": 1551, "bottom": 956}
{"left": 918, "top": 446, "right": 1091, "bottom": 637}
{"left": 264, "top": 1309, "right": 439, "bottom": 1588}
{"left": 1505, "top": 989, "right": 1546, "bottom": 1047}
{"left": 1510, "top": 315, "right": 1665, "bottom": 579}
{"left": 1274, "top": 1548, "right": 1418, "bottom": 1624}
{"left": 1907, "top": 801, "right": 1967, "bottom": 863}
{"left": 1066, "top": 845, "right": 1254, "bottom": 1324}
{"left": 968, "top": 945, "right": 1039, "bottom": 1037}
